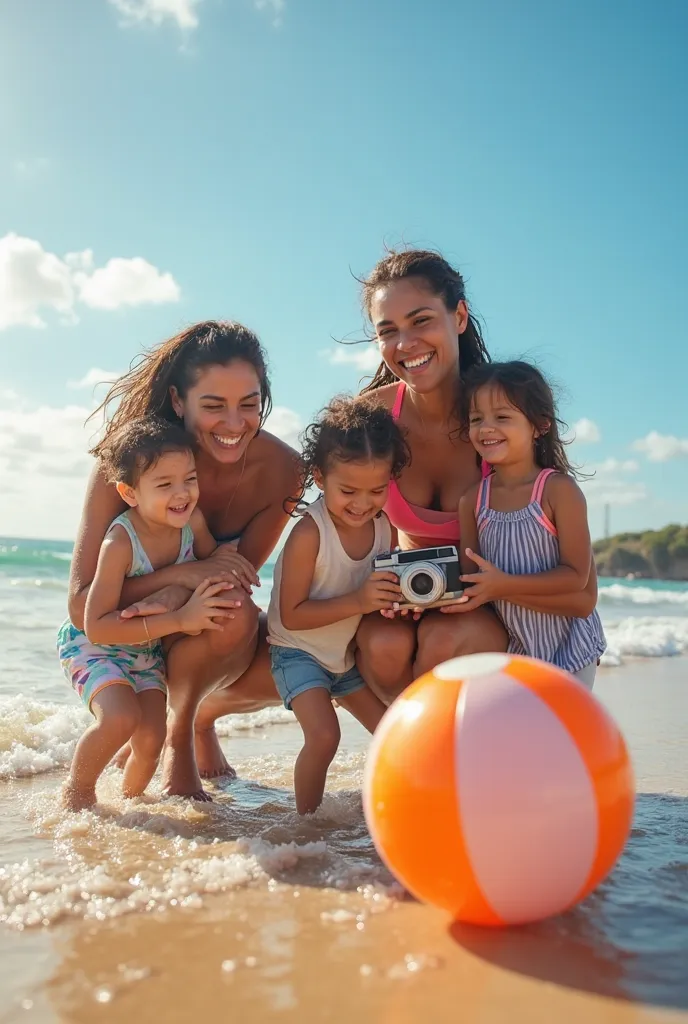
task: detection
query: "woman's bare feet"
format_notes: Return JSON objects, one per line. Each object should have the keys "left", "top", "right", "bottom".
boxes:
{"left": 194, "top": 725, "right": 237, "bottom": 780}
{"left": 160, "top": 740, "right": 213, "bottom": 801}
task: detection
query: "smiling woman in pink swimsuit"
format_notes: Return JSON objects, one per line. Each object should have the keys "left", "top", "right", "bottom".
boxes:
{"left": 355, "top": 248, "right": 599, "bottom": 698}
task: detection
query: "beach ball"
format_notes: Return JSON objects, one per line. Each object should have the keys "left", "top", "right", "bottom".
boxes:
{"left": 363, "top": 653, "right": 634, "bottom": 927}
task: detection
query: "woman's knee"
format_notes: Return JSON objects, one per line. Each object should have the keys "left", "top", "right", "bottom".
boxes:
{"left": 206, "top": 597, "right": 259, "bottom": 656}
{"left": 357, "top": 618, "right": 416, "bottom": 686}
{"left": 416, "top": 608, "right": 507, "bottom": 671}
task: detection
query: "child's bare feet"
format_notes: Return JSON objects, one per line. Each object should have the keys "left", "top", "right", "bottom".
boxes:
{"left": 62, "top": 780, "right": 96, "bottom": 812}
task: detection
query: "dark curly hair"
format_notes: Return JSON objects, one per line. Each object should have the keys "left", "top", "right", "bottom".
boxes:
{"left": 90, "top": 320, "right": 271, "bottom": 456}
{"left": 99, "top": 417, "right": 197, "bottom": 487}
{"left": 294, "top": 394, "right": 409, "bottom": 505}
{"left": 460, "top": 361, "right": 581, "bottom": 478}
{"left": 357, "top": 247, "right": 490, "bottom": 394}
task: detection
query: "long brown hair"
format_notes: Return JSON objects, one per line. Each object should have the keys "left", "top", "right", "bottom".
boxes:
{"left": 358, "top": 248, "right": 490, "bottom": 394}
{"left": 460, "top": 361, "right": 582, "bottom": 478}
{"left": 90, "top": 320, "right": 271, "bottom": 457}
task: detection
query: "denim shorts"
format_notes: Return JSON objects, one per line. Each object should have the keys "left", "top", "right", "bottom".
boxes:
{"left": 269, "top": 645, "right": 366, "bottom": 710}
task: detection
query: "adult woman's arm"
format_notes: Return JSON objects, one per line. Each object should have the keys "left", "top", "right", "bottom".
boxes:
{"left": 236, "top": 447, "right": 302, "bottom": 570}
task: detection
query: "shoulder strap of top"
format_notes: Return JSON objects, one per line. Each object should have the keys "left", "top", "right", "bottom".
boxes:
{"left": 108, "top": 512, "right": 149, "bottom": 575}
{"left": 391, "top": 381, "right": 405, "bottom": 420}
{"left": 531, "top": 468, "right": 556, "bottom": 506}
{"left": 475, "top": 473, "right": 492, "bottom": 515}
{"left": 374, "top": 510, "right": 393, "bottom": 553}
{"left": 178, "top": 522, "right": 196, "bottom": 563}
{"left": 304, "top": 494, "right": 329, "bottom": 537}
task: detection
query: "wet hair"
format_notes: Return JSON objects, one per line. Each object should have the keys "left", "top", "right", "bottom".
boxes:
{"left": 90, "top": 320, "right": 271, "bottom": 457}
{"left": 296, "top": 395, "right": 410, "bottom": 501}
{"left": 99, "top": 417, "right": 197, "bottom": 487}
{"left": 358, "top": 248, "right": 490, "bottom": 394}
{"left": 460, "top": 361, "right": 579, "bottom": 477}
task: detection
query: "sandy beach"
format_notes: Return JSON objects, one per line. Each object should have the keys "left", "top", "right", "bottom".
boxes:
{"left": 0, "top": 656, "right": 686, "bottom": 1024}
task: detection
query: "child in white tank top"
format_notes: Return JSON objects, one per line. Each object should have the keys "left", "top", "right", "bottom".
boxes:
{"left": 267, "top": 396, "right": 409, "bottom": 814}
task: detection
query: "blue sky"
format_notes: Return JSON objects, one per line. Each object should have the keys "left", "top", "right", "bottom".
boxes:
{"left": 1, "top": 0, "right": 686, "bottom": 540}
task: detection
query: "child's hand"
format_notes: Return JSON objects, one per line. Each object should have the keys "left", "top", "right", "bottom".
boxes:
{"left": 176, "top": 579, "right": 243, "bottom": 634}
{"left": 356, "top": 571, "right": 402, "bottom": 614}
{"left": 459, "top": 548, "right": 510, "bottom": 602}
{"left": 380, "top": 605, "right": 424, "bottom": 621}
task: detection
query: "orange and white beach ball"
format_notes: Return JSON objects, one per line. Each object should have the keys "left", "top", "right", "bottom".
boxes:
{"left": 363, "top": 653, "right": 634, "bottom": 927}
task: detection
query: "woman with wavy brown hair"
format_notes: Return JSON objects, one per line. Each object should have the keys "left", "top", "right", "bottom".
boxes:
{"left": 68, "top": 320, "right": 300, "bottom": 799}
{"left": 353, "top": 248, "right": 598, "bottom": 696}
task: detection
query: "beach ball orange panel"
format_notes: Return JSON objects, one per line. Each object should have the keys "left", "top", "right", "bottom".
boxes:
{"left": 363, "top": 653, "right": 635, "bottom": 927}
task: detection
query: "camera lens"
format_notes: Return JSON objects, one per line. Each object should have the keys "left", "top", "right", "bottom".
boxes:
{"left": 410, "top": 572, "right": 434, "bottom": 597}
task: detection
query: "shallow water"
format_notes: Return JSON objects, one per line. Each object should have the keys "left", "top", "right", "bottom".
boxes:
{"left": 1, "top": 539, "right": 687, "bottom": 1020}
{"left": 0, "top": 661, "right": 687, "bottom": 1020}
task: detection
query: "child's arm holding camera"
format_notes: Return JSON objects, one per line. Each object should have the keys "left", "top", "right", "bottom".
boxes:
{"left": 279, "top": 518, "right": 401, "bottom": 630}
{"left": 450, "top": 479, "right": 591, "bottom": 612}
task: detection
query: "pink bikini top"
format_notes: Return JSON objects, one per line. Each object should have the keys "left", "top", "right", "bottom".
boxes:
{"left": 384, "top": 381, "right": 491, "bottom": 546}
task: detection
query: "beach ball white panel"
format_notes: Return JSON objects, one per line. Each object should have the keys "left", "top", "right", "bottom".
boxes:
{"left": 456, "top": 671, "right": 598, "bottom": 924}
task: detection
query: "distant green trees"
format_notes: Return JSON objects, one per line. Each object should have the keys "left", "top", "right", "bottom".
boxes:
{"left": 593, "top": 524, "right": 688, "bottom": 579}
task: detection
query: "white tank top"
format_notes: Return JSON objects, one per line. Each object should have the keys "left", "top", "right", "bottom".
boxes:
{"left": 267, "top": 495, "right": 392, "bottom": 674}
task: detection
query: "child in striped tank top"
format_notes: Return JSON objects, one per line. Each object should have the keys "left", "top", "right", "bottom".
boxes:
{"left": 457, "top": 361, "right": 605, "bottom": 689}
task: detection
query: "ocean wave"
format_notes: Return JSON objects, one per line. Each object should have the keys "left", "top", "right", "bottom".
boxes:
{"left": 0, "top": 576, "right": 69, "bottom": 592}
{"left": 599, "top": 583, "right": 688, "bottom": 606}
{"left": 0, "top": 695, "right": 295, "bottom": 780}
{"left": 601, "top": 617, "right": 688, "bottom": 666}
{"left": 0, "top": 696, "right": 88, "bottom": 780}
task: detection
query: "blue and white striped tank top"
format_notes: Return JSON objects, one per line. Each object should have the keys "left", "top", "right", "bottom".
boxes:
{"left": 476, "top": 468, "right": 606, "bottom": 673}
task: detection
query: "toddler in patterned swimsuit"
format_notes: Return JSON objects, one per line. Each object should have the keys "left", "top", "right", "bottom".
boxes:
{"left": 58, "top": 418, "right": 231, "bottom": 810}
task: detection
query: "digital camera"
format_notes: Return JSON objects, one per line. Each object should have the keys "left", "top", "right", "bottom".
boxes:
{"left": 373, "top": 545, "right": 463, "bottom": 610}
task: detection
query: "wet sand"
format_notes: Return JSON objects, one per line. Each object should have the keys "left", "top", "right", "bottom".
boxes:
{"left": 0, "top": 659, "right": 686, "bottom": 1024}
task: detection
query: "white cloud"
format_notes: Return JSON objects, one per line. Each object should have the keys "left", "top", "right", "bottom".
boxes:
{"left": 586, "top": 458, "right": 639, "bottom": 475}
{"left": 74, "top": 257, "right": 180, "bottom": 310}
{"left": 67, "top": 368, "right": 122, "bottom": 391}
{"left": 0, "top": 234, "right": 75, "bottom": 329}
{"left": 0, "top": 390, "right": 100, "bottom": 539}
{"left": 0, "top": 233, "right": 180, "bottom": 332}
{"left": 579, "top": 454, "right": 645, "bottom": 508}
{"left": 571, "top": 418, "right": 601, "bottom": 444}
{"left": 324, "top": 345, "right": 381, "bottom": 373}
{"left": 108, "top": 0, "right": 201, "bottom": 30}
{"left": 0, "top": 387, "right": 305, "bottom": 539}
{"left": 265, "top": 406, "right": 303, "bottom": 450}
{"left": 254, "top": 0, "right": 285, "bottom": 27}
{"left": 632, "top": 431, "right": 688, "bottom": 463}
{"left": 581, "top": 477, "right": 647, "bottom": 507}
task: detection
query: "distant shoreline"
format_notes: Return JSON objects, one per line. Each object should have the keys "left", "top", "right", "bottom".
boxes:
{"left": 594, "top": 524, "right": 688, "bottom": 582}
